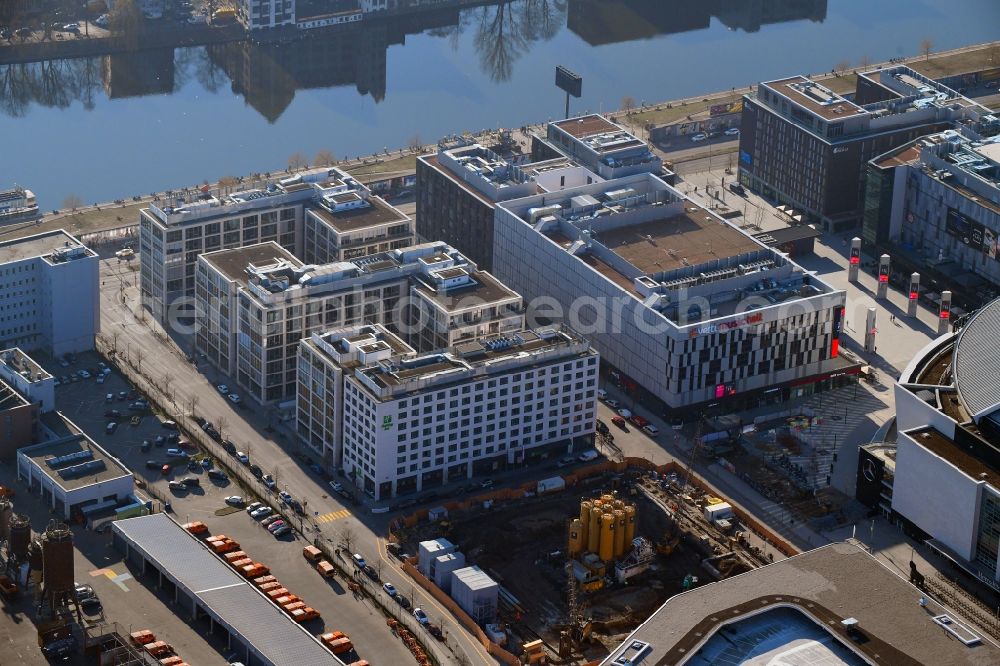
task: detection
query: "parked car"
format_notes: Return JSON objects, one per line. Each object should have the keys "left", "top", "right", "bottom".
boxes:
{"left": 611, "top": 416, "right": 628, "bottom": 430}
{"left": 352, "top": 553, "right": 366, "bottom": 569}
{"left": 596, "top": 388, "right": 607, "bottom": 400}
{"left": 328, "top": 480, "right": 343, "bottom": 492}
{"left": 604, "top": 399, "right": 620, "bottom": 409}
{"left": 617, "top": 408, "right": 632, "bottom": 418}
{"left": 161, "top": 464, "right": 171, "bottom": 475}
{"left": 141, "top": 440, "right": 151, "bottom": 452}
{"left": 145, "top": 460, "right": 160, "bottom": 470}
{"left": 272, "top": 525, "right": 291, "bottom": 537}
{"left": 228, "top": 393, "right": 241, "bottom": 404}
{"left": 168, "top": 481, "right": 187, "bottom": 491}
{"left": 225, "top": 495, "right": 244, "bottom": 506}
{"left": 267, "top": 520, "right": 287, "bottom": 533}
{"left": 556, "top": 456, "right": 575, "bottom": 468}
{"left": 278, "top": 490, "right": 293, "bottom": 504}
{"left": 629, "top": 414, "right": 650, "bottom": 428}
{"left": 222, "top": 440, "right": 237, "bottom": 454}
{"left": 263, "top": 474, "right": 276, "bottom": 490}
{"left": 154, "top": 435, "right": 165, "bottom": 446}
{"left": 595, "top": 420, "right": 609, "bottom": 435}
{"left": 161, "top": 420, "right": 178, "bottom": 430}
{"left": 201, "top": 458, "right": 213, "bottom": 469}
{"left": 208, "top": 469, "right": 228, "bottom": 482}
{"left": 181, "top": 477, "right": 200, "bottom": 487}
{"left": 78, "top": 370, "right": 91, "bottom": 379}
{"left": 217, "top": 384, "right": 229, "bottom": 394}
{"left": 413, "top": 608, "right": 429, "bottom": 625}
{"left": 95, "top": 375, "right": 106, "bottom": 385}
{"left": 165, "top": 448, "right": 188, "bottom": 458}
{"left": 245, "top": 502, "right": 263, "bottom": 514}
{"left": 105, "top": 422, "right": 118, "bottom": 435}
{"left": 74, "top": 583, "right": 94, "bottom": 600}
{"left": 383, "top": 582, "right": 397, "bottom": 597}
{"left": 261, "top": 515, "right": 281, "bottom": 527}
{"left": 106, "top": 393, "right": 114, "bottom": 403}
{"left": 395, "top": 594, "right": 411, "bottom": 609}
{"left": 725, "top": 127, "right": 740, "bottom": 136}
{"left": 104, "top": 409, "right": 121, "bottom": 419}
{"left": 236, "top": 452, "right": 249, "bottom": 464}
{"left": 250, "top": 506, "right": 272, "bottom": 520}
{"left": 249, "top": 464, "right": 263, "bottom": 479}
{"left": 480, "top": 479, "right": 494, "bottom": 489}
{"left": 690, "top": 132, "right": 708, "bottom": 142}
{"left": 118, "top": 391, "right": 128, "bottom": 400}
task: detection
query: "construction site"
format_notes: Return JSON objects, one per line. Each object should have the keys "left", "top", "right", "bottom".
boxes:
{"left": 392, "top": 463, "right": 776, "bottom": 664}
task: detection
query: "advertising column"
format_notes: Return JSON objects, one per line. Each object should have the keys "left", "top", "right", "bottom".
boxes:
{"left": 907, "top": 273, "right": 920, "bottom": 318}
{"left": 876, "top": 254, "right": 890, "bottom": 300}
{"left": 938, "top": 290, "right": 952, "bottom": 335}
{"left": 848, "top": 237, "right": 861, "bottom": 283}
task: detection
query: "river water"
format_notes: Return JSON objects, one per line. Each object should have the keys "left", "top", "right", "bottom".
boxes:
{"left": 1, "top": 0, "right": 998, "bottom": 210}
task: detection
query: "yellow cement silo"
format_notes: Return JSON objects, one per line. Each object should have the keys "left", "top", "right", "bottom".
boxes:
{"left": 613, "top": 499, "right": 624, "bottom": 511}
{"left": 624, "top": 504, "right": 637, "bottom": 545}
{"left": 568, "top": 519, "right": 585, "bottom": 557}
{"left": 612, "top": 510, "right": 626, "bottom": 557}
{"left": 601, "top": 494, "right": 614, "bottom": 504}
{"left": 599, "top": 513, "right": 615, "bottom": 561}
{"left": 579, "top": 500, "right": 592, "bottom": 547}
{"left": 588, "top": 506, "right": 602, "bottom": 553}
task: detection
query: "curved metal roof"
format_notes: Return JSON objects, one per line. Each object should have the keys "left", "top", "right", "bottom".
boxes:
{"left": 953, "top": 297, "right": 1000, "bottom": 421}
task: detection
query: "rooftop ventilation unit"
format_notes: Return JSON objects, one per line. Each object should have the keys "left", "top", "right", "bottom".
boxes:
{"left": 57, "top": 459, "right": 107, "bottom": 480}
{"left": 46, "top": 449, "right": 94, "bottom": 469}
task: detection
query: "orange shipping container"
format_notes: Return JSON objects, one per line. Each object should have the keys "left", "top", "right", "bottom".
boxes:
{"left": 258, "top": 582, "right": 282, "bottom": 592}
{"left": 183, "top": 521, "right": 207, "bottom": 535}
{"left": 266, "top": 588, "right": 290, "bottom": 599}
{"left": 320, "top": 631, "right": 346, "bottom": 644}
{"left": 275, "top": 594, "right": 300, "bottom": 606}
{"left": 291, "top": 607, "right": 319, "bottom": 623}
{"left": 144, "top": 641, "right": 171, "bottom": 656}
{"left": 159, "top": 657, "right": 183, "bottom": 665}
{"left": 230, "top": 558, "right": 253, "bottom": 569}
{"left": 223, "top": 551, "right": 248, "bottom": 563}
{"left": 242, "top": 563, "right": 269, "bottom": 578}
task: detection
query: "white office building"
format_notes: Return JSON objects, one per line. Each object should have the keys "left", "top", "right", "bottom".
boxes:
{"left": 297, "top": 324, "right": 416, "bottom": 467}
{"left": 237, "top": 0, "right": 296, "bottom": 29}
{"left": 196, "top": 241, "right": 522, "bottom": 404}
{"left": 0, "top": 230, "right": 99, "bottom": 356}
{"left": 494, "top": 172, "right": 854, "bottom": 416}
{"left": 140, "top": 166, "right": 409, "bottom": 321}
{"left": 341, "top": 325, "right": 598, "bottom": 499}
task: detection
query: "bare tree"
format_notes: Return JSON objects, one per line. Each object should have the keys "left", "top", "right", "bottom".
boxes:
{"left": 62, "top": 194, "right": 83, "bottom": 211}
{"left": 133, "top": 347, "right": 143, "bottom": 371}
{"left": 218, "top": 176, "right": 238, "bottom": 195}
{"left": 919, "top": 38, "right": 933, "bottom": 60}
{"left": 188, "top": 393, "right": 200, "bottom": 417}
{"left": 407, "top": 135, "right": 423, "bottom": 153}
{"left": 313, "top": 150, "right": 336, "bottom": 167}
{"left": 621, "top": 96, "right": 636, "bottom": 115}
{"left": 833, "top": 60, "right": 851, "bottom": 74}
{"left": 338, "top": 526, "right": 356, "bottom": 553}
{"left": 287, "top": 152, "right": 308, "bottom": 170}
{"left": 111, "top": 331, "right": 120, "bottom": 353}
{"left": 216, "top": 415, "right": 229, "bottom": 440}
{"left": 858, "top": 54, "right": 872, "bottom": 69}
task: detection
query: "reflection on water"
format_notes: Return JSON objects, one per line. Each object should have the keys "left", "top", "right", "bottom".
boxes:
{"left": 0, "top": 0, "right": 830, "bottom": 121}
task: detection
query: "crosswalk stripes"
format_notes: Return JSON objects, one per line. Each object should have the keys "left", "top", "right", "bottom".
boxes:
{"left": 317, "top": 509, "right": 351, "bottom": 524}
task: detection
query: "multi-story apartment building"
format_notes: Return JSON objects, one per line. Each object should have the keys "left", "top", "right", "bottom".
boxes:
{"left": 863, "top": 128, "right": 1000, "bottom": 308}
{"left": 237, "top": 0, "right": 296, "bottom": 30}
{"left": 0, "top": 348, "right": 49, "bottom": 460}
{"left": 139, "top": 166, "right": 410, "bottom": 321}
{"left": 303, "top": 191, "right": 413, "bottom": 264}
{"left": 417, "top": 141, "right": 603, "bottom": 270}
{"left": 0, "top": 230, "right": 99, "bottom": 355}
{"left": 738, "top": 66, "right": 992, "bottom": 231}
{"left": 297, "top": 324, "right": 416, "bottom": 466}
{"left": 341, "top": 325, "right": 598, "bottom": 499}
{"left": 196, "top": 241, "right": 523, "bottom": 404}
{"left": 494, "top": 172, "right": 855, "bottom": 417}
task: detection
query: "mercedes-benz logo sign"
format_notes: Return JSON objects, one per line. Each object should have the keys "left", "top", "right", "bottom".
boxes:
{"left": 863, "top": 459, "right": 877, "bottom": 483}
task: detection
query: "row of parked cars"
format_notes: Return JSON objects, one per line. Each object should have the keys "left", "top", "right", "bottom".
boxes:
{"left": 244, "top": 501, "right": 291, "bottom": 537}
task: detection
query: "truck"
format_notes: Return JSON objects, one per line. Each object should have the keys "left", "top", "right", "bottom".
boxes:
{"left": 703, "top": 501, "right": 735, "bottom": 529}
{"left": 537, "top": 476, "right": 566, "bottom": 494}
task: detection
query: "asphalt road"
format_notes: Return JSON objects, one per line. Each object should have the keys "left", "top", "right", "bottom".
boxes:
{"left": 97, "top": 255, "right": 492, "bottom": 665}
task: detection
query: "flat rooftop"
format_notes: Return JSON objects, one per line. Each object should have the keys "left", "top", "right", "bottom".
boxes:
{"left": 413, "top": 270, "right": 520, "bottom": 311}
{"left": 553, "top": 114, "right": 620, "bottom": 138}
{"left": 0, "top": 347, "right": 51, "bottom": 382}
{"left": 874, "top": 142, "right": 922, "bottom": 168}
{"left": 201, "top": 242, "right": 301, "bottom": 284}
{"left": 906, "top": 426, "right": 1000, "bottom": 488}
{"left": 113, "top": 513, "right": 341, "bottom": 666}
{"left": 0, "top": 380, "right": 29, "bottom": 411}
{"left": 20, "top": 432, "right": 132, "bottom": 491}
{"left": 765, "top": 76, "right": 865, "bottom": 120}
{"left": 605, "top": 541, "right": 1000, "bottom": 666}
{"left": 0, "top": 229, "right": 92, "bottom": 264}
{"left": 307, "top": 196, "right": 409, "bottom": 233}
{"left": 421, "top": 154, "right": 495, "bottom": 206}
{"left": 597, "top": 209, "right": 761, "bottom": 276}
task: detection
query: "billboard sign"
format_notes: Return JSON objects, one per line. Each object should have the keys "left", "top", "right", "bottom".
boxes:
{"left": 555, "top": 66, "right": 582, "bottom": 98}
{"left": 946, "top": 208, "right": 1000, "bottom": 260}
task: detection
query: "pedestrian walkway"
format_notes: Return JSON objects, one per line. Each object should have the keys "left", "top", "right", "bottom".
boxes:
{"left": 317, "top": 509, "right": 351, "bottom": 524}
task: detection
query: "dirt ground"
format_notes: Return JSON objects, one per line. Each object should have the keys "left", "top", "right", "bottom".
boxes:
{"left": 398, "top": 474, "right": 725, "bottom": 661}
